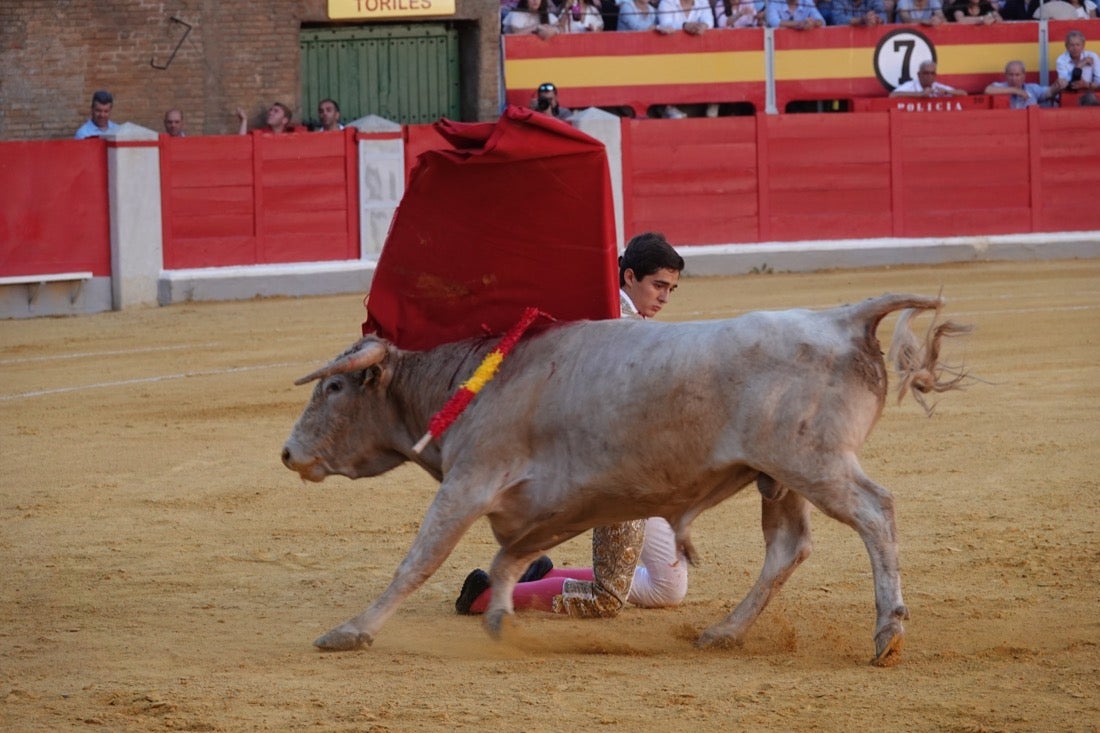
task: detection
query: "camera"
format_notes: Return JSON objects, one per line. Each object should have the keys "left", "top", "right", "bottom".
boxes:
{"left": 536, "top": 96, "right": 552, "bottom": 111}
{"left": 1071, "top": 67, "right": 1083, "bottom": 82}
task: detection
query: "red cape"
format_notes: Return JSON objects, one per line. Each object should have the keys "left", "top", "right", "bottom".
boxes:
{"left": 362, "top": 106, "right": 619, "bottom": 351}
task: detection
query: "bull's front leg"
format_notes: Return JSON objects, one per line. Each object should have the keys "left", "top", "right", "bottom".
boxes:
{"left": 314, "top": 490, "right": 483, "bottom": 651}
{"left": 697, "top": 488, "right": 812, "bottom": 649}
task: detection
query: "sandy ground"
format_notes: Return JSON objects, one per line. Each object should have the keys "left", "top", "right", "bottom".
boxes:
{"left": 1, "top": 259, "right": 1098, "bottom": 732}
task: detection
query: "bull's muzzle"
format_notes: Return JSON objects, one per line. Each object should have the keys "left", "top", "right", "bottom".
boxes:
{"left": 281, "top": 442, "right": 328, "bottom": 482}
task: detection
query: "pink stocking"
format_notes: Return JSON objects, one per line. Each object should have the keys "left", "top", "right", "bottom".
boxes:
{"left": 469, "top": 568, "right": 597, "bottom": 614}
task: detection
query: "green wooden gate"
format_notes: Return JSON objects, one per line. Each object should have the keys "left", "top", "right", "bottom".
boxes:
{"left": 300, "top": 24, "right": 460, "bottom": 127}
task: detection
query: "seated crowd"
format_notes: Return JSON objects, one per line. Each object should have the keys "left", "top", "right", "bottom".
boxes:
{"left": 516, "top": 21, "right": 1099, "bottom": 116}
{"left": 501, "top": 0, "right": 1095, "bottom": 32}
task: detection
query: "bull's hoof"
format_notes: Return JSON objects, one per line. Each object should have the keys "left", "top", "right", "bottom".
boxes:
{"left": 871, "top": 623, "right": 905, "bottom": 667}
{"left": 694, "top": 626, "right": 744, "bottom": 650}
{"left": 314, "top": 624, "right": 373, "bottom": 651}
{"left": 482, "top": 609, "right": 509, "bottom": 640}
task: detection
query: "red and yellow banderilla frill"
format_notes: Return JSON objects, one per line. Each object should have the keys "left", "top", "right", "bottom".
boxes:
{"left": 412, "top": 307, "right": 547, "bottom": 454}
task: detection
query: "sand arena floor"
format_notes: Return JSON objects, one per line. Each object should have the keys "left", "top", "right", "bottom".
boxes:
{"left": 1, "top": 259, "right": 1098, "bottom": 732}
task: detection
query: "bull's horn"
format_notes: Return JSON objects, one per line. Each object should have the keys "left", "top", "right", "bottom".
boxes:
{"left": 294, "top": 341, "right": 388, "bottom": 385}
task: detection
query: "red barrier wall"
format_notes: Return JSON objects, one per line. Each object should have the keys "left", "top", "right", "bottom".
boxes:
{"left": 623, "top": 117, "right": 760, "bottom": 244}
{"left": 160, "top": 129, "right": 359, "bottom": 269}
{"left": 622, "top": 107, "right": 1099, "bottom": 245}
{"left": 1034, "top": 107, "right": 1100, "bottom": 232}
{"left": 761, "top": 113, "right": 893, "bottom": 241}
{"left": 0, "top": 140, "right": 111, "bottom": 277}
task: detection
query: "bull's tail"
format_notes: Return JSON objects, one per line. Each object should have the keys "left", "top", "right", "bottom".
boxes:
{"left": 887, "top": 306, "right": 972, "bottom": 414}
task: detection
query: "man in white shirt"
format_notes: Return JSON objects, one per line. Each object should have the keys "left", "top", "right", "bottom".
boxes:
{"left": 1056, "top": 30, "right": 1100, "bottom": 93}
{"left": 74, "top": 90, "right": 121, "bottom": 139}
{"left": 890, "top": 61, "right": 967, "bottom": 97}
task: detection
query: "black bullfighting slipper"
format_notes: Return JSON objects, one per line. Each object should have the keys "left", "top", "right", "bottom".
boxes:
{"left": 518, "top": 555, "right": 554, "bottom": 583}
{"left": 455, "top": 569, "right": 491, "bottom": 615}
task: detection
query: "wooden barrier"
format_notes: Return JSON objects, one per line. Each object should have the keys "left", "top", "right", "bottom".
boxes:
{"left": 159, "top": 129, "right": 359, "bottom": 269}
{"left": 621, "top": 106, "right": 1099, "bottom": 245}
{"left": 0, "top": 139, "right": 111, "bottom": 279}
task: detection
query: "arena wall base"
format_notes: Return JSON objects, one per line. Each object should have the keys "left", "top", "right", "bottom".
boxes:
{"left": 680, "top": 232, "right": 1100, "bottom": 277}
{"left": 0, "top": 277, "right": 114, "bottom": 319}
{"left": 157, "top": 261, "right": 377, "bottom": 305}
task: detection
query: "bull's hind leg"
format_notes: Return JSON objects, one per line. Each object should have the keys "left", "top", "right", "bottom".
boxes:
{"left": 806, "top": 468, "right": 908, "bottom": 667}
{"left": 696, "top": 489, "right": 812, "bottom": 649}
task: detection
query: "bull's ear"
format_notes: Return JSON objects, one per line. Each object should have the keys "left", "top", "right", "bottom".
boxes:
{"left": 295, "top": 339, "right": 388, "bottom": 385}
{"left": 360, "top": 362, "right": 392, "bottom": 390}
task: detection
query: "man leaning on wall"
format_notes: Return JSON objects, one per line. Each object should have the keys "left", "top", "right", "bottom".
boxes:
{"left": 74, "top": 90, "right": 120, "bottom": 139}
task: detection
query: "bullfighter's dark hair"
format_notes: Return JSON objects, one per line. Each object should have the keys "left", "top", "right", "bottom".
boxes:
{"left": 619, "top": 232, "right": 684, "bottom": 287}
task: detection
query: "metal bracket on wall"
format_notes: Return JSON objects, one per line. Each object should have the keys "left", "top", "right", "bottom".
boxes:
{"left": 150, "top": 17, "right": 192, "bottom": 70}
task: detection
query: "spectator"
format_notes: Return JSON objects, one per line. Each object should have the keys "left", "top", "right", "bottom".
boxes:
{"left": 236, "top": 102, "right": 296, "bottom": 135}
{"left": 896, "top": 0, "right": 946, "bottom": 24}
{"left": 715, "top": 0, "right": 767, "bottom": 27}
{"left": 316, "top": 98, "right": 344, "bottom": 131}
{"left": 832, "top": 0, "right": 889, "bottom": 25}
{"left": 74, "top": 90, "right": 120, "bottom": 139}
{"left": 999, "top": 0, "right": 1039, "bottom": 18}
{"left": 890, "top": 60, "right": 967, "bottom": 96}
{"left": 1056, "top": 30, "right": 1100, "bottom": 93}
{"left": 558, "top": 0, "right": 606, "bottom": 30}
{"left": 984, "top": 61, "right": 1063, "bottom": 108}
{"left": 163, "top": 108, "right": 185, "bottom": 137}
{"left": 816, "top": 0, "right": 836, "bottom": 23}
{"left": 766, "top": 0, "right": 827, "bottom": 28}
{"left": 616, "top": 0, "right": 660, "bottom": 28}
{"left": 503, "top": 0, "right": 562, "bottom": 37}
{"left": 656, "top": 0, "right": 716, "bottom": 34}
{"left": 530, "top": 82, "right": 573, "bottom": 120}
{"left": 455, "top": 233, "right": 689, "bottom": 619}
{"left": 946, "top": 0, "right": 1001, "bottom": 23}
{"left": 1064, "top": 0, "right": 1098, "bottom": 17}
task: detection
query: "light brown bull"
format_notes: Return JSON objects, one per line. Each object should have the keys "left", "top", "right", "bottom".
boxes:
{"left": 282, "top": 293, "right": 969, "bottom": 665}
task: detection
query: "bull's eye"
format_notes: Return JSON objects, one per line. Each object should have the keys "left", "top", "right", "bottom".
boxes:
{"left": 325, "top": 379, "right": 343, "bottom": 395}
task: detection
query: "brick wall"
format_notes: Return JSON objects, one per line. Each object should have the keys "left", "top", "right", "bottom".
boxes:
{"left": 0, "top": 0, "right": 500, "bottom": 141}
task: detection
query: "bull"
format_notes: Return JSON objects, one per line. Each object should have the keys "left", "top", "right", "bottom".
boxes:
{"left": 281, "top": 293, "right": 969, "bottom": 665}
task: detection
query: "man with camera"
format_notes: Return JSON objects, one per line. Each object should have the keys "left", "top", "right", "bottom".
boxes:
{"left": 530, "top": 82, "right": 573, "bottom": 120}
{"left": 1056, "top": 30, "right": 1100, "bottom": 93}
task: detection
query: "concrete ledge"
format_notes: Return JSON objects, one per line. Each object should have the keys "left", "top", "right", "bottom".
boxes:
{"left": 6, "top": 231, "right": 1098, "bottom": 318}
{"left": 158, "top": 260, "right": 377, "bottom": 304}
{"left": 0, "top": 277, "right": 113, "bottom": 319}
{"left": 680, "top": 232, "right": 1100, "bottom": 276}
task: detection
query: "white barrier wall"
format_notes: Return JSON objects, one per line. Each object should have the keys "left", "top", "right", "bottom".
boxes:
{"left": 107, "top": 124, "right": 164, "bottom": 309}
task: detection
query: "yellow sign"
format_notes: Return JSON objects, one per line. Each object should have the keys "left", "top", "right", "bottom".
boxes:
{"left": 328, "top": 0, "right": 456, "bottom": 19}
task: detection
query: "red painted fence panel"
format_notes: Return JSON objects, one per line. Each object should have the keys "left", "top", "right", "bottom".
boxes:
{"left": 892, "top": 110, "right": 1032, "bottom": 238}
{"left": 623, "top": 117, "right": 759, "bottom": 246}
{"left": 1035, "top": 108, "right": 1100, "bottom": 233}
{"left": 160, "top": 129, "right": 358, "bottom": 269}
{"left": 760, "top": 114, "right": 893, "bottom": 241}
{"left": 0, "top": 139, "right": 111, "bottom": 277}
{"left": 623, "top": 107, "right": 1098, "bottom": 245}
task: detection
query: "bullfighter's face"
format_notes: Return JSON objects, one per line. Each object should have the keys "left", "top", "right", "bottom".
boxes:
{"left": 623, "top": 267, "right": 680, "bottom": 319}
